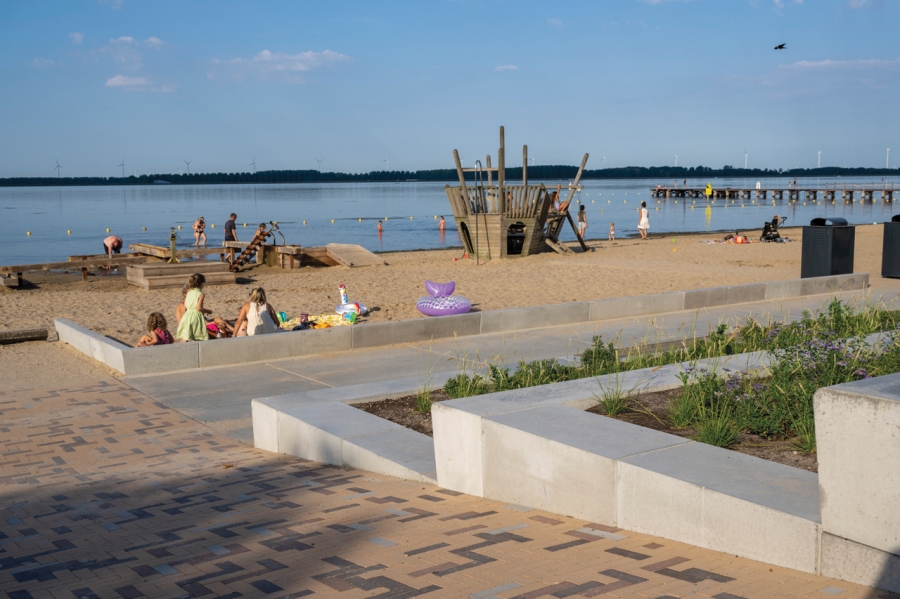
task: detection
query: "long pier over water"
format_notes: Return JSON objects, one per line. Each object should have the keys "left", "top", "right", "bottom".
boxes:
{"left": 651, "top": 183, "right": 896, "bottom": 202}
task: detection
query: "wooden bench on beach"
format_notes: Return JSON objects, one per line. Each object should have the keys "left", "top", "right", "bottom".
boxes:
{"left": 126, "top": 261, "right": 236, "bottom": 290}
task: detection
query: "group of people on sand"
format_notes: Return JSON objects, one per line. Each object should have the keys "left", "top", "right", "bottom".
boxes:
{"left": 136, "top": 273, "right": 283, "bottom": 346}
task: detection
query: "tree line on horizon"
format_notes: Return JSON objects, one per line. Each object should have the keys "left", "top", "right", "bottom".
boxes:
{"left": 2, "top": 164, "right": 898, "bottom": 187}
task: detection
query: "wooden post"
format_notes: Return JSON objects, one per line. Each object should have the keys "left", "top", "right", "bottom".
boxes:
{"left": 523, "top": 145, "right": 528, "bottom": 185}
{"left": 565, "top": 153, "right": 590, "bottom": 204}
{"left": 453, "top": 150, "right": 470, "bottom": 213}
{"left": 81, "top": 268, "right": 87, "bottom": 282}
{"left": 486, "top": 155, "right": 493, "bottom": 188}
{"left": 497, "top": 129, "right": 505, "bottom": 214}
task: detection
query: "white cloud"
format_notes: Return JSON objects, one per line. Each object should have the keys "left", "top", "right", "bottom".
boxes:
{"left": 32, "top": 58, "right": 56, "bottom": 69}
{"left": 145, "top": 36, "right": 164, "bottom": 47}
{"left": 781, "top": 57, "right": 900, "bottom": 69}
{"left": 547, "top": 18, "right": 563, "bottom": 27}
{"left": 105, "top": 74, "right": 175, "bottom": 92}
{"left": 69, "top": 32, "right": 84, "bottom": 45}
{"left": 494, "top": 65, "right": 517, "bottom": 71}
{"left": 105, "top": 74, "right": 148, "bottom": 87}
{"left": 210, "top": 49, "right": 351, "bottom": 83}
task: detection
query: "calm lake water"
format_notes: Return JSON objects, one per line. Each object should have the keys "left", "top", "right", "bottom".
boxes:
{"left": 1, "top": 176, "right": 898, "bottom": 265}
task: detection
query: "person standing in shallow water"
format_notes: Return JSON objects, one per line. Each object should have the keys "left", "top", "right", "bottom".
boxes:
{"left": 377, "top": 220, "right": 383, "bottom": 232}
{"left": 577, "top": 205, "right": 588, "bottom": 239}
{"left": 439, "top": 216, "right": 445, "bottom": 231}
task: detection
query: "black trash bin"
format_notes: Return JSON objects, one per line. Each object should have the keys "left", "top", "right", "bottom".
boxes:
{"left": 801, "top": 217, "right": 855, "bottom": 278}
{"left": 882, "top": 215, "right": 900, "bottom": 278}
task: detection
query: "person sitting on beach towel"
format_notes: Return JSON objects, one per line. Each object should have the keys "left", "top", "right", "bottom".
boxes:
{"left": 176, "top": 274, "right": 210, "bottom": 342}
{"left": 136, "top": 312, "right": 173, "bottom": 347}
{"left": 233, "top": 287, "right": 281, "bottom": 337}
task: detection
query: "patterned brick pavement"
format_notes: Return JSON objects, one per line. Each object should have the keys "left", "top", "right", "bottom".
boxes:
{"left": 0, "top": 381, "right": 894, "bottom": 599}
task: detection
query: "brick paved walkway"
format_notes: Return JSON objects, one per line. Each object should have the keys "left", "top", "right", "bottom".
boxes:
{"left": 1, "top": 381, "right": 893, "bottom": 599}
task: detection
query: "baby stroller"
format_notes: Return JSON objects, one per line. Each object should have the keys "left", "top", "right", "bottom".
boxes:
{"left": 760, "top": 216, "right": 787, "bottom": 242}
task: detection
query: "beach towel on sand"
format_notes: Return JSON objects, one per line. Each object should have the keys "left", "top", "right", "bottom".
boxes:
{"left": 176, "top": 288, "right": 209, "bottom": 341}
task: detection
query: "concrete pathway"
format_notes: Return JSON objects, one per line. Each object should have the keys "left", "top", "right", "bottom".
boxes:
{"left": 0, "top": 380, "right": 888, "bottom": 599}
{"left": 122, "top": 287, "right": 900, "bottom": 443}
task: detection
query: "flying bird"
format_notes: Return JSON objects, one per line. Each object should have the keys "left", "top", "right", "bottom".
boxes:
{"left": 774, "top": 43, "right": 786, "bottom": 50}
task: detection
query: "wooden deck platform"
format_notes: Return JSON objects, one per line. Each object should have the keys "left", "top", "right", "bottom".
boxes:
{"left": 325, "top": 244, "right": 385, "bottom": 268}
{"left": 126, "top": 261, "right": 236, "bottom": 290}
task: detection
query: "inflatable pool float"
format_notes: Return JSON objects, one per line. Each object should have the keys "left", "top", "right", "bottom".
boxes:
{"left": 417, "top": 280, "right": 471, "bottom": 316}
{"left": 336, "top": 302, "right": 368, "bottom": 315}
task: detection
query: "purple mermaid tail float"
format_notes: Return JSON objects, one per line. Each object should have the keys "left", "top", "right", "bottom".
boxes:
{"left": 417, "top": 280, "right": 471, "bottom": 316}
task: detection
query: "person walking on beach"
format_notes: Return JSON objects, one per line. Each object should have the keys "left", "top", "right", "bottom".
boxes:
{"left": 577, "top": 205, "right": 588, "bottom": 239}
{"left": 439, "top": 216, "right": 446, "bottom": 231}
{"left": 609, "top": 222, "right": 615, "bottom": 241}
{"left": 103, "top": 235, "right": 123, "bottom": 257}
{"left": 192, "top": 216, "right": 207, "bottom": 247}
{"left": 224, "top": 213, "right": 238, "bottom": 243}
{"left": 638, "top": 201, "right": 649, "bottom": 240}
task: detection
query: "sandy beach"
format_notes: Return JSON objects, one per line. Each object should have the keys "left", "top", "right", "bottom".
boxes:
{"left": 1, "top": 224, "right": 898, "bottom": 356}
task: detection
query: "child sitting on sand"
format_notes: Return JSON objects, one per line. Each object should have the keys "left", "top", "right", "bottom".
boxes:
{"left": 176, "top": 274, "right": 210, "bottom": 341}
{"left": 136, "top": 312, "right": 174, "bottom": 347}
{"left": 609, "top": 222, "right": 615, "bottom": 241}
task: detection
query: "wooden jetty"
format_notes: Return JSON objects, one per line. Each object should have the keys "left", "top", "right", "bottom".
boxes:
{"left": 650, "top": 182, "right": 896, "bottom": 202}
{"left": 224, "top": 242, "right": 384, "bottom": 270}
{"left": 444, "top": 126, "right": 589, "bottom": 262}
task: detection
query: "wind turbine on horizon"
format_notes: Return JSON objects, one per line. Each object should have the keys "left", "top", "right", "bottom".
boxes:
{"left": 674, "top": 154, "right": 678, "bottom": 167}
{"left": 383, "top": 158, "right": 390, "bottom": 172}
{"left": 744, "top": 151, "right": 748, "bottom": 169}
{"left": 888, "top": 148, "right": 892, "bottom": 169}
{"left": 818, "top": 151, "right": 822, "bottom": 169}
{"left": 315, "top": 158, "right": 323, "bottom": 172}
{"left": 602, "top": 156, "right": 606, "bottom": 168}
{"left": 117, "top": 159, "right": 125, "bottom": 177}
{"left": 183, "top": 159, "right": 192, "bottom": 174}
{"left": 53, "top": 159, "right": 62, "bottom": 178}
{"left": 249, "top": 157, "right": 256, "bottom": 173}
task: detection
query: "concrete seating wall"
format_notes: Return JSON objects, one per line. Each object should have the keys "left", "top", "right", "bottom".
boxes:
{"left": 54, "top": 273, "right": 868, "bottom": 376}
{"left": 814, "top": 375, "right": 900, "bottom": 592}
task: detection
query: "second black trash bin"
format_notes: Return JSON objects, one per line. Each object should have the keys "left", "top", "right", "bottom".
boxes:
{"left": 882, "top": 215, "right": 900, "bottom": 278}
{"left": 801, "top": 217, "right": 855, "bottom": 278}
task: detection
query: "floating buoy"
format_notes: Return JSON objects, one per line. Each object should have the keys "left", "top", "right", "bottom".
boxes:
{"left": 211, "top": 223, "right": 215, "bottom": 228}
{"left": 410, "top": 216, "right": 413, "bottom": 220}
{"left": 106, "top": 228, "right": 110, "bottom": 232}
{"left": 303, "top": 220, "right": 306, "bottom": 225}
{"left": 331, "top": 219, "right": 335, "bottom": 223}
{"left": 359, "top": 218, "right": 362, "bottom": 222}
{"left": 385, "top": 217, "right": 389, "bottom": 221}
{"left": 142, "top": 227, "right": 146, "bottom": 230}
{"left": 243, "top": 223, "right": 247, "bottom": 227}
{"left": 67, "top": 230, "right": 71, "bottom": 234}
{"left": 177, "top": 225, "right": 181, "bottom": 229}
{"left": 26, "top": 231, "right": 30, "bottom": 236}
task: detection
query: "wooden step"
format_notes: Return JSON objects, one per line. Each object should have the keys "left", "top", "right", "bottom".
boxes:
{"left": 545, "top": 238, "right": 572, "bottom": 255}
{"left": 325, "top": 244, "right": 385, "bottom": 267}
{"left": 128, "top": 271, "right": 236, "bottom": 290}
{"left": 128, "top": 261, "right": 230, "bottom": 278}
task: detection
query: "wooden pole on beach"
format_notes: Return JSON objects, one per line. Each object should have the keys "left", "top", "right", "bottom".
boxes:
{"left": 486, "top": 155, "right": 493, "bottom": 188}
{"left": 566, "top": 153, "right": 590, "bottom": 204}
{"left": 453, "top": 149, "right": 470, "bottom": 213}
{"left": 523, "top": 145, "right": 528, "bottom": 185}
{"left": 498, "top": 127, "right": 505, "bottom": 214}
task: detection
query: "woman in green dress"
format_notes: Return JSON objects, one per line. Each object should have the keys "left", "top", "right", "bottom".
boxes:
{"left": 176, "top": 273, "right": 209, "bottom": 341}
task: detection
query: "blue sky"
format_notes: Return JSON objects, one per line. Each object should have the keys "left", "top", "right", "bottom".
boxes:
{"left": 1, "top": 0, "right": 898, "bottom": 177}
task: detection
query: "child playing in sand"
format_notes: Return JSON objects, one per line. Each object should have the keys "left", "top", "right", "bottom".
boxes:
{"left": 176, "top": 273, "right": 209, "bottom": 341}
{"left": 136, "top": 312, "right": 174, "bottom": 347}
{"left": 175, "top": 283, "right": 233, "bottom": 338}
{"left": 609, "top": 222, "right": 615, "bottom": 241}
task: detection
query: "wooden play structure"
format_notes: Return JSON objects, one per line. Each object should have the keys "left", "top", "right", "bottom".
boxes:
{"left": 444, "top": 126, "right": 589, "bottom": 261}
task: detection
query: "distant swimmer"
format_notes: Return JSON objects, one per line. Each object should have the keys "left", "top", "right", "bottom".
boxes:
{"left": 439, "top": 216, "right": 446, "bottom": 231}
{"left": 377, "top": 220, "right": 383, "bottom": 232}
{"left": 103, "top": 235, "right": 123, "bottom": 257}
{"left": 774, "top": 43, "right": 786, "bottom": 50}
